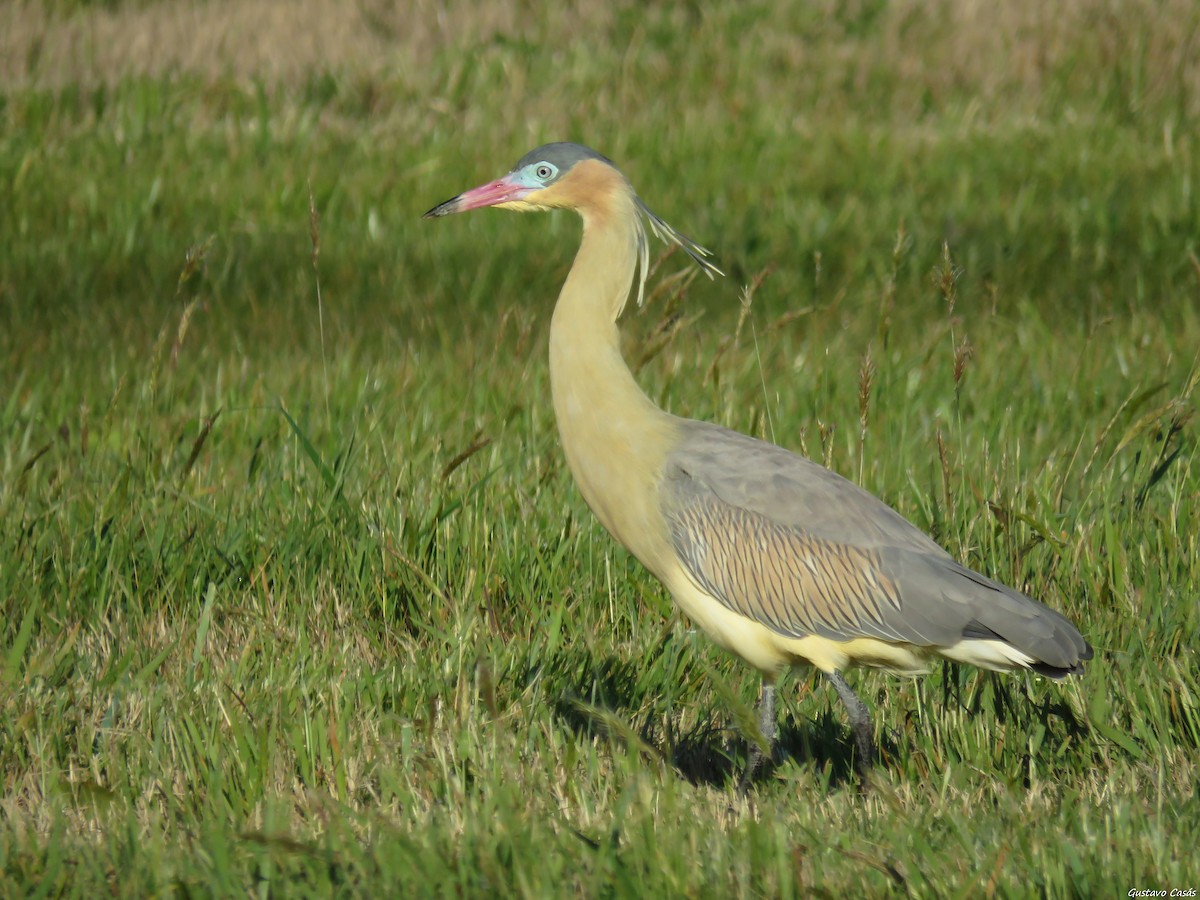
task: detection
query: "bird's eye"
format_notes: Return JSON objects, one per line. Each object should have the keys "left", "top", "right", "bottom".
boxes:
{"left": 534, "top": 163, "right": 556, "bottom": 181}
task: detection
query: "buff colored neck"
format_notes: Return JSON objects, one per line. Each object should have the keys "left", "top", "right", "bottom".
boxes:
{"left": 546, "top": 168, "right": 679, "bottom": 575}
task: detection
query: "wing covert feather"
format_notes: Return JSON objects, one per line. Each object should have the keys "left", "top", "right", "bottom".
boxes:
{"left": 660, "top": 420, "right": 1089, "bottom": 668}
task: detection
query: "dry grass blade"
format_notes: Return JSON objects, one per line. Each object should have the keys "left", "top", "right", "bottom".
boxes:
{"left": 182, "top": 409, "right": 222, "bottom": 478}
{"left": 440, "top": 433, "right": 493, "bottom": 480}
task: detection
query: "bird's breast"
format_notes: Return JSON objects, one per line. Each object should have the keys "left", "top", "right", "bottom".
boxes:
{"left": 553, "top": 388, "right": 681, "bottom": 576}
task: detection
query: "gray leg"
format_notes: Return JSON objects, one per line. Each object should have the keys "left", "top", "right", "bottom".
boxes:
{"left": 825, "top": 670, "right": 874, "bottom": 785}
{"left": 736, "top": 680, "right": 776, "bottom": 795}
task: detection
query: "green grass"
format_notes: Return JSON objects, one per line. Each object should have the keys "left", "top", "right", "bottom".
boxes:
{"left": 2, "top": 0, "right": 1199, "bottom": 894}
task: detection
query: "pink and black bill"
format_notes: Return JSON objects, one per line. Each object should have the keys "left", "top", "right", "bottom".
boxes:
{"left": 423, "top": 175, "right": 532, "bottom": 218}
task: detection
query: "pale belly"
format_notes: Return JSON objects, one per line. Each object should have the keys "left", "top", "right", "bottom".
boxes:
{"left": 659, "top": 562, "right": 1038, "bottom": 678}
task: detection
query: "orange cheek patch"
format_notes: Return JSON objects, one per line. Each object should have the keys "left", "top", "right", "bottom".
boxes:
{"left": 527, "top": 159, "right": 624, "bottom": 225}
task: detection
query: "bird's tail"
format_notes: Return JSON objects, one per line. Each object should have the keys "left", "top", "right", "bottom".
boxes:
{"left": 951, "top": 565, "right": 1094, "bottom": 678}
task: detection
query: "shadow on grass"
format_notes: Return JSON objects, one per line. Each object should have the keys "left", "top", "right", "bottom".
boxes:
{"left": 549, "top": 654, "right": 893, "bottom": 792}
{"left": 550, "top": 655, "right": 1091, "bottom": 793}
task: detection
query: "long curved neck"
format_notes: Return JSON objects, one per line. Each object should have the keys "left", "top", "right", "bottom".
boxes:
{"left": 547, "top": 180, "right": 679, "bottom": 571}
{"left": 549, "top": 188, "right": 659, "bottom": 423}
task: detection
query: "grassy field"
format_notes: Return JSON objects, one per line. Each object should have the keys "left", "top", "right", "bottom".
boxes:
{"left": 2, "top": 0, "right": 1198, "bottom": 894}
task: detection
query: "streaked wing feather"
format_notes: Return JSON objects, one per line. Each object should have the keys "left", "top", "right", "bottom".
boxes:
{"left": 661, "top": 421, "right": 1089, "bottom": 668}
{"left": 667, "top": 488, "right": 937, "bottom": 644}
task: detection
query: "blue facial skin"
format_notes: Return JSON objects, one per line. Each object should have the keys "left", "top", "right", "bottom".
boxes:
{"left": 510, "top": 160, "right": 560, "bottom": 190}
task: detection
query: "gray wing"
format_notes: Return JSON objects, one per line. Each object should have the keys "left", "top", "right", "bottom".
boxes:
{"left": 660, "top": 421, "right": 1090, "bottom": 672}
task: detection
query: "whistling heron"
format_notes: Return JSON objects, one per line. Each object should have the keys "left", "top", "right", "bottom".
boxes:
{"left": 424, "top": 142, "right": 1091, "bottom": 786}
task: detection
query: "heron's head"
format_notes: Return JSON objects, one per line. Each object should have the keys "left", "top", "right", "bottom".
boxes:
{"left": 423, "top": 143, "right": 620, "bottom": 218}
{"left": 423, "top": 142, "right": 723, "bottom": 305}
